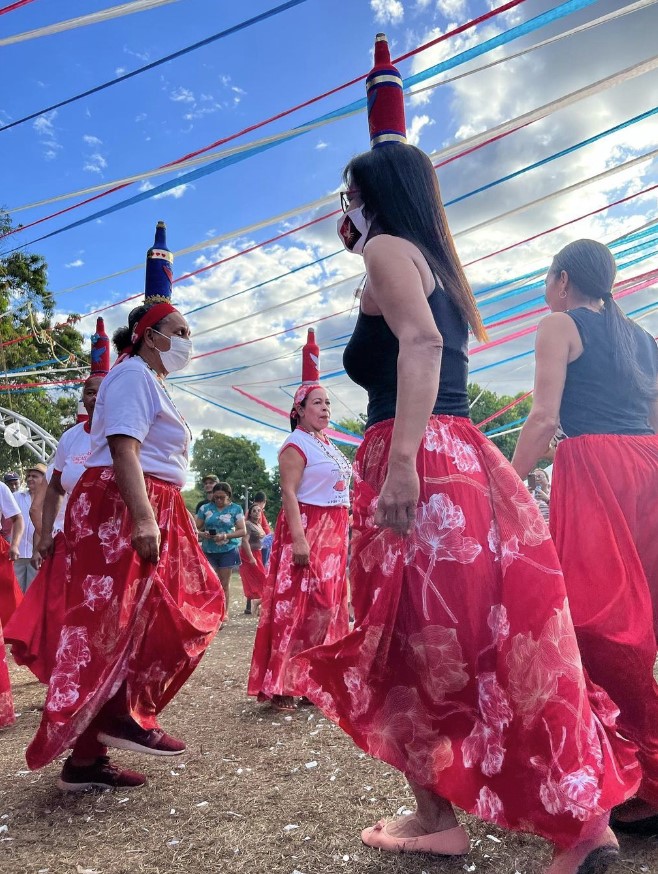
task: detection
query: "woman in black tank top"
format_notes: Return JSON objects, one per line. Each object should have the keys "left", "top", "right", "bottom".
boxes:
{"left": 289, "top": 41, "right": 638, "bottom": 870}
{"left": 513, "top": 239, "right": 658, "bottom": 836}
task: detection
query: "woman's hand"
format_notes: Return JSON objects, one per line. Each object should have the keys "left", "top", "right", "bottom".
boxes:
{"left": 292, "top": 536, "right": 310, "bottom": 566}
{"left": 375, "top": 458, "right": 419, "bottom": 536}
{"left": 248, "top": 555, "right": 257, "bottom": 565}
{"left": 30, "top": 551, "right": 43, "bottom": 571}
{"left": 132, "top": 516, "right": 161, "bottom": 564}
{"left": 38, "top": 532, "right": 55, "bottom": 560}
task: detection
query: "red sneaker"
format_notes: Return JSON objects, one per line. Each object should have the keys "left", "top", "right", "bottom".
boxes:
{"left": 98, "top": 721, "right": 186, "bottom": 756}
{"left": 57, "top": 756, "right": 146, "bottom": 792}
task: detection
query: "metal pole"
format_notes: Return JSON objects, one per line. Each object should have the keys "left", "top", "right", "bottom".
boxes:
{"left": 243, "top": 485, "right": 249, "bottom": 514}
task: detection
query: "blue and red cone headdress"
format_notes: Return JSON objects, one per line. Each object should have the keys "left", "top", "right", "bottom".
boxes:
{"left": 77, "top": 317, "right": 110, "bottom": 422}
{"left": 145, "top": 220, "right": 174, "bottom": 305}
{"left": 366, "top": 33, "right": 407, "bottom": 148}
{"left": 90, "top": 317, "right": 110, "bottom": 375}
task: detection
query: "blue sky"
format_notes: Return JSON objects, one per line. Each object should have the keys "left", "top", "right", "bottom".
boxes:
{"left": 2, "top": 0, "right": 658, "bottom": 472}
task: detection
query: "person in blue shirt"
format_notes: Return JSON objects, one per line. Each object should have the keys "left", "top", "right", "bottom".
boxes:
{"left": 195, "top": 482, "right": 245, "bottom": 620}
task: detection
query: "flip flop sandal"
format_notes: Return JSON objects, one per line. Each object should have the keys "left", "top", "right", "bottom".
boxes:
{"left": 271, "top": 698, "right": 297, "bottom": 713}
{"left": 361, "top": 816, "right": 470, "bottom": 856}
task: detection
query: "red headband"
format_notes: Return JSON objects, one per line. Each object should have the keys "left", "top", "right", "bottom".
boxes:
{"left": 114, "top": 302, "right": 178, "bottom": 367}
{"left": 131, "top": 302, "right": 177, "bottom": 343}
{"left": 290, "top": 383, "right": 323, "bottom": 419}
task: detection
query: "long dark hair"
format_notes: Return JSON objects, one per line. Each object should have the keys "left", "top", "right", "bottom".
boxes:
{"left": 112, "top": 304, "right": 168, "bottom": 355}
{"left": 552, "top": 239, "right": 657, "bottom": 402}
{"left": 344, "top": 143, "right": 487, "bottom": 341}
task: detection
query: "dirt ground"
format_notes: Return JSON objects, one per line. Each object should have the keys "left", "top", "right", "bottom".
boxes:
{"left": 2, "top": 585, "right": 658, "bottom": 874}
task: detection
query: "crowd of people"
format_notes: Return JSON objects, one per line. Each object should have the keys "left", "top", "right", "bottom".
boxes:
{"left": 2, "top": 33, "right": 658, "bottom": 874}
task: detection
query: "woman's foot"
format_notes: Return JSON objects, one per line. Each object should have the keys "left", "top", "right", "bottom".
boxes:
{"left": 361, "top": 813, "right": 469, "bottom": 856}
{"left": 271, "top": 695, "right": 296, "bottom": 712}
{"left": 98, "top": 718, "right": 186, "bottom": 756}
{"left": 57, "top": 756, "right": 146, "bottom": 791}
{"left": 545, "top": 827, "right": 619, "bottom": 874}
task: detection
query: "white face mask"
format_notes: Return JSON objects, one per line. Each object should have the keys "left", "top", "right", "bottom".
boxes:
{"left": 337, "top": 205, "right": 373, "bottom": 255}
{"left": 153, "top": 330, "right": 193, "bottom": 373}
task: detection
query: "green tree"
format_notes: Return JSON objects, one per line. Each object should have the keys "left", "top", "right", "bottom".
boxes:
{"left": 0, "top": 211, "right": 84, "bottom": 471}
{"left": 191, "top": 431, "right": 272, "bottom": 500}
{"left": 266, "top": 465, "right": 282, "bottom": 523}
{"left": 334, "top": 414, "right": 366, "bottom": 463}
{"left": 468, "top": 383, "right": 533, "bottom": 461}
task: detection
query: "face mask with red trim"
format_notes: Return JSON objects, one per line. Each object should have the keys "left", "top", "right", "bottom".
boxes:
{"left": 337, "top": 205, "right": 373, "bottom": 255}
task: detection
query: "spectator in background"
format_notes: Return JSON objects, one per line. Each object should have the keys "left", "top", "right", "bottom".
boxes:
{"left": 14, "top": 463, "right": 46, "bottom": 593}
{"left": 1, "top": 472, "right": 20, "bottom": 543}
{"left": 0, "top": 480, "right": 24, "bottom": 628}
{"left": 529, "top": 467, "right": 551, "bottom": 522}
{"left": 196, "top": 482, "right": 246, "bottom": 620}
{"left": 239, "top": 504, "right": 267, "bottom": 617}
{"left": 252, "top": 490, "right": 273, "bottom": 566}
{"left": 0, "top": 479, "right": 23, "bottom": 729}
{"left": 195, "top": 474, "right": 219, "bottom": 514}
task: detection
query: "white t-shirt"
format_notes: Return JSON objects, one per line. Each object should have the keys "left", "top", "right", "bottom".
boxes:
{"left": 14, "top": 490, "right": 35, "bottom": 558}
{"left": 51, "top": 422, "right": 92, "bottom": 532}
{"left": 0, "top": 482, "right": 20, "bottom": 521}
{"left": 279, "top": 429, "right": 351, "bottom": 507}
{"left": 86, "top": 356, "right": 189, "bottom": 488}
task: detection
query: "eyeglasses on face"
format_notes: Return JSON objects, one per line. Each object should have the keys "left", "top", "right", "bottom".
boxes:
{"left": 340, "top": 189, "right": 359, "bottom": 213}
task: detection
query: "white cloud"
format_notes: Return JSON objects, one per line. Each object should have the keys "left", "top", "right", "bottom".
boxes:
{"left": 115, "top": 67, "right": 127, "bottom": 76}
{"left": 65, "top": 259, "right": 84, "bottom": 268}
{"left": 315, "top": 141, "right": 329, "bottom": 151}
{"left": 84, "top": 152, "right": 108, "bottom": 174}
{"left": 138, "top": 178, "right": 193, "bottom": 200}
{"left": 407, "top": 113, "right": 434, "bottom": 146}
{"left": 83, "top": 134, "right": 102, "bottom": 147}
{"left": 170, "top": 86, "right": 195, "bottom": 104}
{"left": 371, "top": 0, "right": 404, "bottom": 24}
{"left": 33, "top": 110, "right": 62, "bottom": 160}
{"left": 436, "top": 0, "right": 468, "bottom": 18}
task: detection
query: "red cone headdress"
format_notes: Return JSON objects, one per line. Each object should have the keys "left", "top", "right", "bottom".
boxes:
{"left": 366, "top": 33, "right": 407, "bottom": 148}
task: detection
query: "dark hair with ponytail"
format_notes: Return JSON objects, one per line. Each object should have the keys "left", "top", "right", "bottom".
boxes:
{"left": 344, "top": 143, "right": 487, "bottom": 342}
{"left": 112, "top": 304, "right": 168, "bottom": 356}
{"left": 551, "top": 239, "right": 657, "bottom": 402}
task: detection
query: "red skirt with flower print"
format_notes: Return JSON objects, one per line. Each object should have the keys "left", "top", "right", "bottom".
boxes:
{"left": 239, "top": 547, "right": 267, "bottom": 599}
{"left": 0, "top": 538, "right": 22, "bottom": 628}
{"left": 26, "top": 467, "right": 225, "bottom": 770}
{"left": 248, "top": 503, "right": 349, "bottom": 701}
{"left": 5, "top": 532, "right": 67, "bottom": 685}
{"left": 289, "top": 416, "right": 640, "bottom": 848}
{"left": 550, "top": 433, "right": 658, "bottom": 806}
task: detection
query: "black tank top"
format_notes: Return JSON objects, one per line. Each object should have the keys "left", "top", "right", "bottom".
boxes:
{"left": 560, "top": 308, "right": 658, "bottom": 437}
{"left": 343, "top": 285, "right": 470, "bottom": 428}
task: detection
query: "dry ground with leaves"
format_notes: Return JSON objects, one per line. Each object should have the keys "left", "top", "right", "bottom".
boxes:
{"left": 1, "top": 585, "right": 657, "bottom": 874}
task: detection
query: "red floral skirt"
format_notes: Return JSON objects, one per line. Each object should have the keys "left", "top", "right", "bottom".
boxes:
{"left": 290, "top": 416, "right": 640, "bottom": 848}
{"left": 26, "top": 468, "right": 225, "bottom": 770}
{"left": 551, "top": 433, "right": 658, "bottom": 805}
{"left": 239, "top": 547, "right": 267, "bottom": 599}
{"left": 5, "top": 532, "right": 67, "bottom": 685}
{"left": 248, "top": 503, "right": 349, "bottom": 701}
{"left": 0, "top": 538, "right": 22, "bottom": 627}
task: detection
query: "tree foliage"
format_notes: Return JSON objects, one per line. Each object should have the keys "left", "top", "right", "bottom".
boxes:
{"left": 190, "top": 431, "right": 272, "bottom": 502}
{"left": 334, "top": 415, "right": 366, "bottom": 463}
{"left": 468, "top": 383, "right": 533, "bottom": 461}
{"left": 0, "top": 211, "right": 85, "bottom": 471}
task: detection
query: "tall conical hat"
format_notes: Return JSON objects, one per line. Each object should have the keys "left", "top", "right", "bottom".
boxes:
{"left": 90, "top": 317, "right": 110, "bottom": 375}
{"left": 292, "top": 328, "right": 322, "bottom": 413}
{"left": 366, "top": 33, "right": 407, "bottom": 148}
{"left": 144, "top": 220, "right": 174, "bottom": 304}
